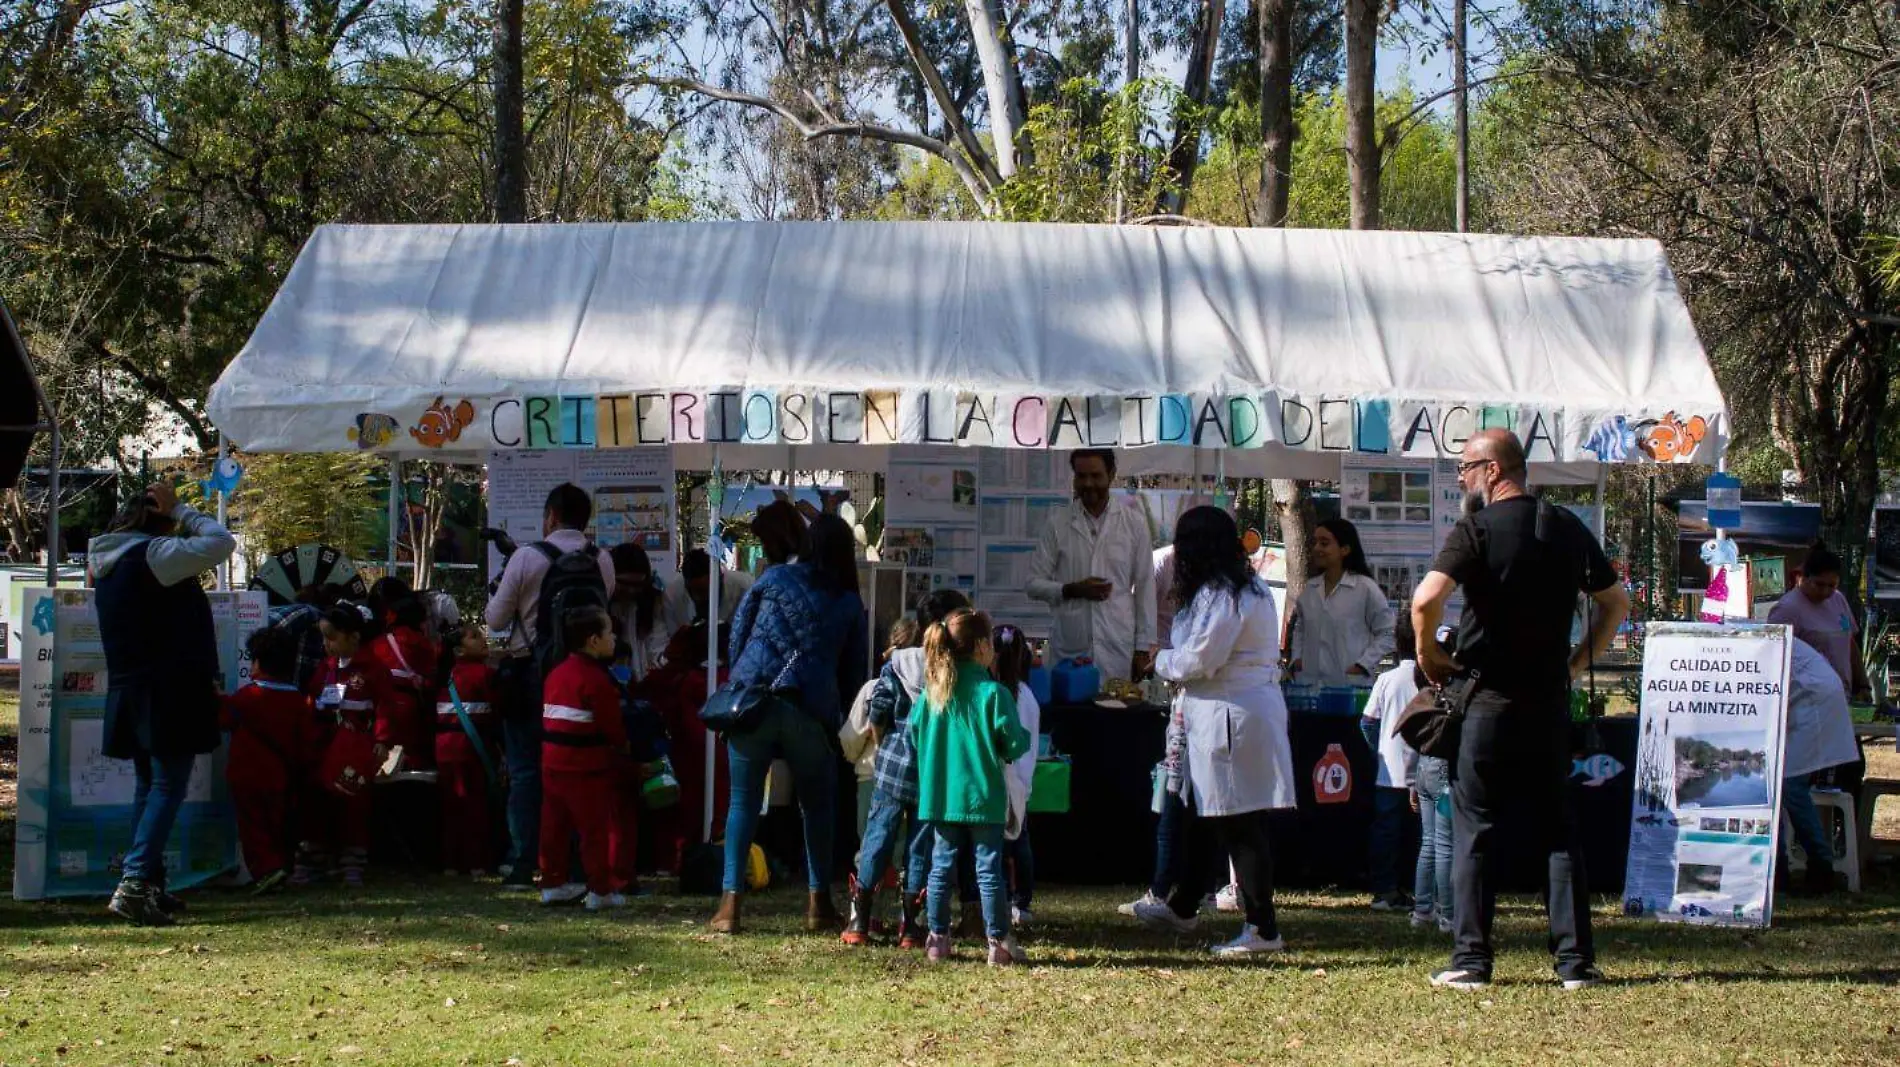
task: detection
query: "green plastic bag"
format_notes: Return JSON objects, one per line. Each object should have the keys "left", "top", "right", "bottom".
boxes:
{"left": 1028, "top": 759, "right": 1072, "bottom": 814}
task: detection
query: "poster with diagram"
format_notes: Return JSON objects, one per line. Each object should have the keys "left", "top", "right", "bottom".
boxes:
{"left": 883, "top": 447, "right": 981, "bottom": 614}
{"left": 974, "top": 449, "right": 1065, "bottom": 636}
{"left": 14, "top": 588, "right": 264, "bottom": 900}
{"left": 1622, "top": 622, "right": 1790, "bottom": 928}
{"left": 485, "top": 448, "right": 678, "bottom": 586}
{"left": 1338, "top": 455, "right": 1466, "bottom": 607}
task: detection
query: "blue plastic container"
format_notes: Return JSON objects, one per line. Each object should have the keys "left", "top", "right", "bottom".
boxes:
{"left": 1317, "top": 686, "right": 1359, "bottom": 716}
{"left": 1027, "top": 666, "right": 1053, "bottom": 707}
{"left": 1282, "top": 681, "right": 1319, "bottom": 714}
{"left": 1053, "top": 659, "right": 1101, "bottom": 703}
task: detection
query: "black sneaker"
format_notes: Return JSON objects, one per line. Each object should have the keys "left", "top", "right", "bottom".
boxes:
{"left": 1560, "top": 966, "right": 1604, "bottom": 991}
{"left": 500, "top": 868, "right": 538, "bottom": 892}
{"left": 1429, "top": 967, "right": 1489, "bottom": 990}
{"left": 152, "top": 888, "right": 188, "bottom": 916}
{"left": 108, "top": 881, "right": 175, "bottom": 927}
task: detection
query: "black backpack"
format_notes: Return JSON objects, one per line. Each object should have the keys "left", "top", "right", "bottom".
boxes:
{"left": 530, "top": 541, "right": 609, "bottom": 676}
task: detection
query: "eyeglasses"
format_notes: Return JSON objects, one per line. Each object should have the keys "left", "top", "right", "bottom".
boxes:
{"left": 1457, "top": 459, "right": 1493, "bottom": 474}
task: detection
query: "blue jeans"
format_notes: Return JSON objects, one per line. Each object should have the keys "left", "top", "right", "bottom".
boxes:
{"left": 123, "top": 751, "right": 197, "bottom": 885}
{"left": 1782, "top": 773, "right": 1833, "bottom": 868}
{"left": 723, "top": 702, "right": 836, "bottom": 893}
{"left": 502, "top": 715, "right": 543, "bottom": 873}
{"left": 856, "top": 789, "right": 932, "bottom": 895}
{"left": 929, "top": 822, "right": 1008, "bottom": 939}
{"left": 1413, "top": 754, "right": 1453, "bottom": 919}
{"left": 1369, "top": 785, "right": 1411, "bottom": 896}
{"left": 1151, "top": 789, "right": 1186, "bottom": 897}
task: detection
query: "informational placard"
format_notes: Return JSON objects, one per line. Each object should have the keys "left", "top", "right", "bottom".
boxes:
{"left": 1338, "top": 456, "right": 1465, "bottom": 606}
{"left": 883, "top": 446, "right": 981, "bottom": 616}
{"left": 485, "top": 448, "right": 678, "bottom": 585}
{"left": 14, "top": 588, "right": 266, "bottom": 900}
{"left": 1621, "top": 622, "right": 1791, "bottom": 928}
{"left": 0, "top": 566, "right": 85, "bottom": 665}
{"left": 974, "top": 449, "right": 1063, "bottom": 636}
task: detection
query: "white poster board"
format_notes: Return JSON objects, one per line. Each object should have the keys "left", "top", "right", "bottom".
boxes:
{"left": 14, "top": 587, "right": 266, "bottom": 900}
{"left": 485, "top": 448, "right": 678, "bottom": 585}
{"left": 1621, "top": 622, "right": 1792, "bottom": 927}
{"left": 973, "top": 449, "right": 1062, "bottom": 637}
{"left": 883, "top": 446, "right": 981, "bottom": 620}
{"left": 1338, "top": 455, "right": 1466, "bottom": 607}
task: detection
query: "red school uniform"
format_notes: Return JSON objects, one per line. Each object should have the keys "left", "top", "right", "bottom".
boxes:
{"left": 222, "top": 676, "right": 320, "bottom": 879}
{"left": 364, "top": 625, "right": 439, "bottom": 770}
{"left": 302, "top": 653, "right": 396, "bottom": 874}
{"left": 539, "top": 653, "right": 627, "bottom": 894}
{"left": 435, "top": 658, "right": 500, "bottom": 873}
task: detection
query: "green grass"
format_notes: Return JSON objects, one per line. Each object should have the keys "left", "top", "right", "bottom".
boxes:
{"left": 0, "top": 679, "right": 16, "bottom": 740}
{"left": 1, "top": 880, "right": 1897, "bottom": 1066}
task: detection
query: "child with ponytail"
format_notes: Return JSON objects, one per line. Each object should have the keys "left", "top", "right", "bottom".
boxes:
{"left": 909, "top": 609, "right": 1032, "bottom": 966}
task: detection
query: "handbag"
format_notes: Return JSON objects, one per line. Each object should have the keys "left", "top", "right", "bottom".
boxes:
{"left": 699, "top": 651, "right": 801, "bottom": 735}
{"left": 1396, "top": 670, "right": 1481, "bottom": 761}
{"left": 317, "top": 726, "right": 379, "bottom": 797}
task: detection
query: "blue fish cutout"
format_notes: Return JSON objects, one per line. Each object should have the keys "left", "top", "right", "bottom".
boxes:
{"left": 200, "top": 457, "right": 243, "bottom": 498}
{"left": 1582, "top": 415, "right": 1635, "bottom": 462}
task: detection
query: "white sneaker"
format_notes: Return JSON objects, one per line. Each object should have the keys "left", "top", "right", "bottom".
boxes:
{"left": 540, "top": 883, "right": 587, "bottom": 905}
{"left": 1429, "top": 967, "right": 1489, "bottom": 990}
{"left": 584, "top": 891, "right": 627, "bottom": 911}
{"left": 1211, "top": 923, "right": 1285, "bottom": 958}
{"left": 1131, "top": 899, "right": 1200, "bottom": 933}
{"left": 1214, "top": 884, "right": 1241, "bottom": 912}
{"left": 1436, "top": 914, "right": 1455, "bottom": 934}
{"left": 1409, "top": 910, "right": 1435, "bottom": 928}
{"left": 1117, "top": 890, "right": 1163, "bottom": 917}
{"left": 1011, "top": 906, "right": 1034, "bottom": 926}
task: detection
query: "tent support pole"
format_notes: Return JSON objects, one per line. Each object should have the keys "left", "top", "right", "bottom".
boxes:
{"left": 44, "top": 421, "right": 60, "bottom": 586}
{"left": 1593, "top": 463, "right": 1607, "bottom": 544}
{"left": 386, "top": 456, "right": 402, "bottom": 575}
{"left": 216, "top": 433, "right": 230, "bottom": 591}
{"left": 704, "top": 444, "right": 721, "bottom": 845}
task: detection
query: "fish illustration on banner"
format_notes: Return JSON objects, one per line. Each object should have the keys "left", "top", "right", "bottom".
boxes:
{"left": 1572, "top": 753, "right": 1625, "bottom": 787}
{"left": 347, "top": 413, "right": 399, "bottom": 450}
{"left": 410, "top": 398, "right": 476, "bottom": 448}
{"left": 1583, "top": 415, "right": 1637, "bottom": 461}
{"left": 1637, "top": 412, "right": 1708, "bottom": 463}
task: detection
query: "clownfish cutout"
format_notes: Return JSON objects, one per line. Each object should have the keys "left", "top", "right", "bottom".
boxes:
{"left": 410, "top": 398, "right": 475, "bottom": 448}
{"left": 1637, "top": 412, "right": 1708, "bottom": 463}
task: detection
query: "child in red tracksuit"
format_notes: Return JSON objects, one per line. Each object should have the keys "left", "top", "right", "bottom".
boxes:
{"left": 436, "top": 623, "right": 499, "bottom": 878}
{"left": 538, "top": 606, "right": 628, "bottom": 910}
{"left": 634, "top": 620, "right": 730, "bottom": 875}
{"left": 298, "top": 603, "right": 395, "bottom": 887}
{"left": 222, "top": 626, "right": 321, "bottom": 895}
{"left": 364, "top": 596, "right": 438, "bottom": 771}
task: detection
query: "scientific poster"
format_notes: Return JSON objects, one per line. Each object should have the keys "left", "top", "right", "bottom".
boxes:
{"left": 1338, "top": 456, "right": 1465, "bottom": 606}
{"left": 14, "top": 588, "right": 265, "bottom": 900}
{"left": 1621, "top": 622, "right": 1791, "bottom": 928}
{"left": 884, "top": 447, "right": 982, "bottom": 617}
{"left": 485, "top": 448, "right": 678, "bottom": 585}
{"left": 974, "top": 448, "right": 1065, "bottom": 636}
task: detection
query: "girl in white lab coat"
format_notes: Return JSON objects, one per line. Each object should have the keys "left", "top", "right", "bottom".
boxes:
{"left": 1290, "top": 518, "right": 1396, "bottom": 687}
{"left": 1132, "top": 506, "right": 1296, "bottom": 958}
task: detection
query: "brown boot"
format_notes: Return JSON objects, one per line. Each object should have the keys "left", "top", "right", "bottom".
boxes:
{"left": 806, "top": 889, "right": 844, "bottom": 932}
{"left": 708, "top": 891, "right": 741, "bottom": 934}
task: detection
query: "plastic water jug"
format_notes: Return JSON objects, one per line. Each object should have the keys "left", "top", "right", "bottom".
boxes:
{"left": 1027, "top": 666, "right": 1053, "bottom": 707}
{"left": 1053, "top": 659, "right": 1101, "bottom": 703}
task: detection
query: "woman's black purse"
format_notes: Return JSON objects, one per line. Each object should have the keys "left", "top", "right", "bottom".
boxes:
{"left": 699, "top": 652, "right": 801, "bottom": 735}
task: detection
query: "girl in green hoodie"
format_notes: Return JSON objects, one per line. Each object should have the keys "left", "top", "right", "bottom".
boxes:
{"left": 911, "top": 609, "right": 1032, "bottom": 965}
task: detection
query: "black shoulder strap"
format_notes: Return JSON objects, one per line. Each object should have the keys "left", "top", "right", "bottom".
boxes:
{"left": 531, "top": 541, "right": 563, "bottom": 564}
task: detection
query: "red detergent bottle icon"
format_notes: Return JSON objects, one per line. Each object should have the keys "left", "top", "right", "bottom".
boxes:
{"left": 1313, "top": 743, "right": 1353, "bottom": 805}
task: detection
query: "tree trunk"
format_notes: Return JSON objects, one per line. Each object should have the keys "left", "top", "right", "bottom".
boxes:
{"left": 1271, "top": 477, "right": 1314, "bottom": 650}
{"left": 1343, "top": 0, "right": 1379, "bottom": 229}
{"left": 1123, "top": 0, "right": 1141, "bottom": 87}
{"left": 493, "top": 0, "right": 528, "bottom": 222}
{"left": 1157, "top": 0, "right": 1223, "bottom": 214}
{"left": 1254, "top": 0, "right": 1293, "bottom": 226}
{"left": 963, "top": 0, "right": 1027, "bottom": 177}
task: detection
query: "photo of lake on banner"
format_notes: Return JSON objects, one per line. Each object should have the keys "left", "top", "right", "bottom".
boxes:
{"left": 1674, "top": 728, "right": 1771, "bottom": 809}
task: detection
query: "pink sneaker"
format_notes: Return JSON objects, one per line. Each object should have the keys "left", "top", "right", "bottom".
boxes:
{"left": 987, "top": 936, "right": 1024, "bottom": 967}
{"left": 925, "top": 932, "right": 953, "bottom": 962}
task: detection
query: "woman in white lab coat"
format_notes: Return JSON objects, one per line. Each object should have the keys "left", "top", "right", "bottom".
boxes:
{"left": 1131, "top": 506, "right": 1295, "bottom": 957}
{"left": 1290, "top": 518, "right": 1395, "bottom": 686}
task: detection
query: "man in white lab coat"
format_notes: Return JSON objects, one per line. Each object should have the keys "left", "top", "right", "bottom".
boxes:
{"left": 1026, "top": 449, "right": 1157, "bottom": 682}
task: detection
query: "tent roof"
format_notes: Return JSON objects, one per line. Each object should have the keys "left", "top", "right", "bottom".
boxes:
{"left": 207, "top": 221, "right": 1727, "bottom": 480}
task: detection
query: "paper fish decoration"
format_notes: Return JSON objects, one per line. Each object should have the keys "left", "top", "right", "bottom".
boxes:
{"left": 200, "top": 457, "right": 243, "bottom": 498}
{"left": 1571, "top": 753, "right": 1625, "bottom": 787}
{"left": 1699, "top": 537, "right": 1738, "bottom": 567}
{"left": 32, "top": 595, "right": 56, "bottom": 636}
{"left": 410, "top": 398, "right": 475, "bottom": 449}
{"left": 1637, "top": 412, "right": 1708, "bottom": 463}
{"left": 348, "top": 413, "right": 399, "bottom": 450}
{"left": 1582, "top": 415, "right": 1636, "bottom": 462}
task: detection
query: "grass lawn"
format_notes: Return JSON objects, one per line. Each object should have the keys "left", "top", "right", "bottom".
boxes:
{"left": 1, "top": 874, "right": 1898, "bottom": 1066}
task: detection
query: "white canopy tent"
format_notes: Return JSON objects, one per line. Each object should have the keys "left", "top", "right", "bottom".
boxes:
{"left": 208, "top": 222, "right": 1728, "bottom": 481}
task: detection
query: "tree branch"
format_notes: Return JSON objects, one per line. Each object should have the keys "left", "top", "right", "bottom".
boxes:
{"left": 882, "top": 0, "right": 1002, "bottom": 188}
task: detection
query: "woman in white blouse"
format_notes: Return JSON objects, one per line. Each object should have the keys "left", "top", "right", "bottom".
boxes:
{"left": 1290, "top": 518, "right": 1396, "bottom": 686}
{"left": 1131, "top": 506, "right": 1296, "bottom": 957}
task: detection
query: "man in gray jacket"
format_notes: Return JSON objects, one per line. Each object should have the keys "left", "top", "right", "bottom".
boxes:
{"left": 89, "top": 481, "right": 237, "bottom": 925}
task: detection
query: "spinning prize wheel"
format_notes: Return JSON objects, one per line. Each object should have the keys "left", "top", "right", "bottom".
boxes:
{"left": 248, "top": 543, "right": 370, "bottom": 607}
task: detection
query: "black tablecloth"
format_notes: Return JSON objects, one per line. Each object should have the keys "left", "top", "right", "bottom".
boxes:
{"left": 1033, "top": 701, "right": 1639, "bottom": 893}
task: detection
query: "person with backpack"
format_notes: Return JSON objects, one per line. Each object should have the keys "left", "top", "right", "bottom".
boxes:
{"left": 484, "top": 483, "right": 617, "bottom": 890}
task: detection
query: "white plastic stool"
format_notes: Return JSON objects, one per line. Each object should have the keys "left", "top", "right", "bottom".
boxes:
{"left": 1782, "top": 789, "right": 1861, "bottom": 893}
